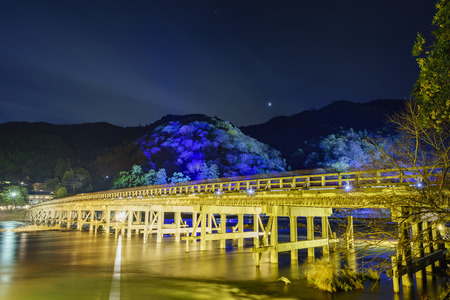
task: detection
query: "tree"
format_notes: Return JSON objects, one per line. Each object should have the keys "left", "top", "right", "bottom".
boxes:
{"left": 112, "top": 165, "right": 153, "bottom": 189}
{"left": 169, "top": 172, "right": 191, "bottom": 184}
{"left": 312, "top": 129, "right": 382, "bottom": 172}
{"left": 54, "top": 159, "right": 67, "bottom": 178}
{"left": 412, "top": 0, "right": 450, "bottom": 130}
{"left": 61, "top": 168, "right": 92, "bottom": 194}
{"left": 45, "top": 177, "right": 59, "bottom": 191}
{"left": 1, "top": 185, "right": 28, "bottom": 206}
{"left": 198, "top": 162, "right": 219, "bottom": 180}
{"left": 369, "top": 101, "right": 449, "bottom": 220}
{"left": 154, "top": 169, "right": 167, "bottom": 185}
{"left": 55, "top": 187, "right": 68, "bottom": 198}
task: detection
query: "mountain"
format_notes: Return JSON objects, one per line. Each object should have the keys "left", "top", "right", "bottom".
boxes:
{"left": 0, "top": 99, "right": 405, "bottom": 189}
{"left": 0, "top": 122, "right": 148, "bottom": 160}
{"left": 137, "top": 115, "right": 286, "bottom": 179}
{"left": 0, "top": 122, "right": 148, "bottom": 186}
{"left": 240, "top": 99, "right": 405, "bottom": 169}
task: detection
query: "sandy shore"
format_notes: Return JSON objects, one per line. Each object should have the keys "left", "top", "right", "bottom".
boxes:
{"left": 0, "top": 209, "right": 30, "bottom": 221}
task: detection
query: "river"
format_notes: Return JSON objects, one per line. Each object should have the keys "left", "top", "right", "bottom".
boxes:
{"left": 0, "top": 221, "right": 445, "bottom": 300}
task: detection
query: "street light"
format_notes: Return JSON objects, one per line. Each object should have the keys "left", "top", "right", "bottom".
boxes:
{"left": 10, "top": 191, "right": 18, "bottom": 207}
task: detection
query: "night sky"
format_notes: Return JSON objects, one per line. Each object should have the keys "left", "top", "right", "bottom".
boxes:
{"left": 0, "top": 0, "right": 435, "bottom": 127}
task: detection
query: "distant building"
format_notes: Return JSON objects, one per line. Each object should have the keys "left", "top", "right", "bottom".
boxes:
{"left": 29, "top": 191, "right": 53, "bottom": 204}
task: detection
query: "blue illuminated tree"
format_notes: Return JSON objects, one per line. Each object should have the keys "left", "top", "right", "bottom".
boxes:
{"left": 154, "top": 169, "right": 167, "bottom": 185}
{"left": 308, "top": 129, "right": 383, "bottom": 172}
{"left": 169, "top": 172, "right": 191, "bottom": 184}
{"left": 138, "top": 115, "right": 286, "bottom": 178}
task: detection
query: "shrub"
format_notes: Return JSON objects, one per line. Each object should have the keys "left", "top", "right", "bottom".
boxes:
{"left": 305, "top": 260, "right": 379, "bottom": 293}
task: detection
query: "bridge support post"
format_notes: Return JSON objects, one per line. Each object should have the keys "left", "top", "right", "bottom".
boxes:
{"left": 391, "top": 255, "right": 400, "bottom": 293}
{"left": 412, "top": 222, "right": 425, "bottom": 278}
{"left": 157, "top": 211, "right": 164, "bottom": 243}
{"left": 238, "top": 214, "right": 244, "bottom": 248}
{"left": 270, "top": 216, "right": 278, "bottom": 264}
{"left": 431, "top": 222, "right": 445, "bottom": 268}
{"left": 67, "top": 211, "right": 72, "bottom": 229}
{"left": 106, "top": 209, "right": 111, "bottom": 234}
{"left": 208, "top": 213, "right": 213, "bottom": 235}
{"left": 50, "top": 210, "right": 54, "bottom": 226}
{"left": 90, "top": 210, "right": 94, "bottom": 232}
{"left": 290, "top": 216, "right": 298, "bottom": 261}
{"left": 143, "top": 210, "right": 149, "bottom": 244}
{"left": 322, "top": 216, "right": 329, "bottom": 256}
{"left": 253, "top": 214, "right": 259, "bottom": 248}
{"left": 136, "top": 212, "right": 142, "bottom": 234}
{"left": 423, "top": 221, "right": 434, "bottom": 273}
{"left": 220, "top": 214, "right": 226, "bottom": 249}
{"left": 399, "top": 221, "right": 414, "bottom": 287}
{"left": 344, "top": 215, "right": 354, "bottom": 251}
{"left": 77, "top": 210, "right": 82, "bottom": 231}
{"left": 192, "top": 213, "right": 197, "bottom": 236}
{"left": 200, "top": 213, "right": 207, "bottom": 251}
{"left": 127, "top": 209, "right": 133, "bottom": 238}
{"left": 307, "top": 216, "right": 315, "bottom": 260}
{"left": 175, "top": 212, "right": 181, "bottom": 242}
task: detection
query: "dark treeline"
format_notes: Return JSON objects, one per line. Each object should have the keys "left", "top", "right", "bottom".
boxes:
{"left": 0, "top": 99, "right": 404, "bottom": 195}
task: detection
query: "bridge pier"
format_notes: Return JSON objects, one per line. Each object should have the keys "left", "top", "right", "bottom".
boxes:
{"left": 200, "top": 213, "right": 207, "bottom": 250}
{"left": 90, "top": 210, "right": 94, "bottom": 232}
{"left": 253, "top": 214, "right": 260, "bottom": 248}
{"left": 174, "top": 212, "right": 181, "bottom": 242}
{"left": 127, "top": 209, "right": 133, "bottom": 238}
{"left": 388, "top": 218, "right": 448, "bottom": 294}
{"left": 67, "top": 210, "right": 72, "bottom": 229}
{"left": 184, "top": 206, "right": 262, "bottom": 252}
{"left": 220, "top": 214, "right": 226, "bottom": 248}
{"left": 306, "top": 216, "right": 314, "bottom": 260}
{"left": 252, "top": 206, "right": 338, "bottom": 266}
{"left": 238, "top": 214, "right": 244, "bottom": 248}
{"left": 344, "top": 215, "right": 354, "bottom": 251}
{"left": 105, "top": 209, "right": 111, "bottom": 234}
{"left": 290, "top": 216, "right": 298, "bottom": 261}
{"left": 77, "top": 210, "right": 82, "bottom": 230}
{"left": 270, "top": 216, "right": 278, "bottom": 264}
{"left": 157, "top": 211, "right": 164, "bottom": 243}
{"left": 322, "top": 216, "right": 329, "bottom": 255}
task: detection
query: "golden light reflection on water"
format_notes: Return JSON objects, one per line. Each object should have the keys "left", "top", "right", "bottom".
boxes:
{"left": 0, "top": 222, "right": 446, "bottom": 300}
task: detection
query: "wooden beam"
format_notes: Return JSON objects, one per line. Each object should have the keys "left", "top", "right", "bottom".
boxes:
{"left": 252, "top": 239, "right": 339, "bottom": 253}
{"left": 184, "top": 231, "right": 259, "bottom": 241}
{"left": 387, "top": 249, "right": 448, "bottom": 278}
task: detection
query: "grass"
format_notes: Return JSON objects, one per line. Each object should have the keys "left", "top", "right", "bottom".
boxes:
{"left": 305, "top": 259, "right": 379, "bottom": 293}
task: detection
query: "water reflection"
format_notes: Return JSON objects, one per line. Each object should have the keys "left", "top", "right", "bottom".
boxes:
{"left": 0, "top": 221, "right": 446, "bottom": 300}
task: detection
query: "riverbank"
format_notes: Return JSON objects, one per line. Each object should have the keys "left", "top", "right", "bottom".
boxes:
{"left": 0, "top": 209, "right": 30, "bottom": 221}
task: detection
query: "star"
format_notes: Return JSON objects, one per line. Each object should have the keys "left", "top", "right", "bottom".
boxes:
{"left": 268, "top": 102, "right": 272, "bottom": 107}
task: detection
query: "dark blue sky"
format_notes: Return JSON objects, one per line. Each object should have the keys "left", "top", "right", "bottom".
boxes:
{"left": 0, "top": 0, "right": 435, "bottom": 126}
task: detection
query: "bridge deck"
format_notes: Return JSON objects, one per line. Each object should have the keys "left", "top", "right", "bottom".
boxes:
{"left": 32, "top": 167, "right": 442, "bottom": 209}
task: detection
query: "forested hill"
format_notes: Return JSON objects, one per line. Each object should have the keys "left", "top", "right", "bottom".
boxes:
{"left": 0, "top": 122, "right": 148, "bottom": 159}
{"left": 0, "top": 99, "right": 405, "bottom": 188}
{"left": 0, "top": 122, "right": 149, "bottom": 187}
{"left": 240, "top": 99, "right": 405, "bottom": 169}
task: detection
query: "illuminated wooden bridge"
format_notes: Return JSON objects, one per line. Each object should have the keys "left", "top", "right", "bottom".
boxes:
{"left": 30, "top": 168, "right": 447, "bottom": 292}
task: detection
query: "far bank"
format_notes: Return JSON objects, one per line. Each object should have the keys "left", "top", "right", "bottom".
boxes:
{"left": 0, "top": 209, "right": 30, "bottom": 221}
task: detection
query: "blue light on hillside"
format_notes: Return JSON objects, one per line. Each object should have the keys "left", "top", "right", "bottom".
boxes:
{"left": 137, "top": 117, "right": 287, "bottom": 181}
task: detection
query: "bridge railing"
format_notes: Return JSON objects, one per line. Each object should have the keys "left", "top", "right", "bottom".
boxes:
{"left": 38, "top": 167, "right": 444, "bottom": 205}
